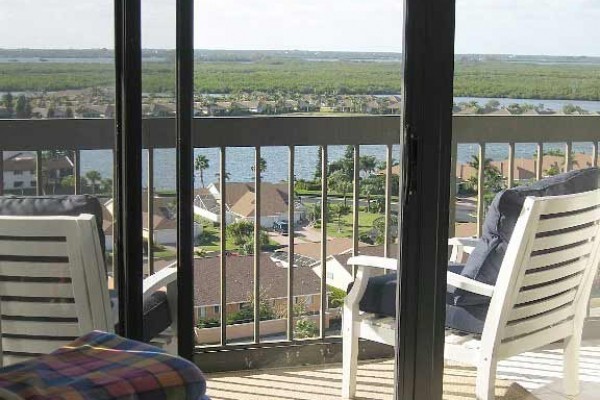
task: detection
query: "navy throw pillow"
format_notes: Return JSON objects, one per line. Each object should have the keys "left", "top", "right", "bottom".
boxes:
{"left": 454, "top": 167, "right": 599, "bottom": 306}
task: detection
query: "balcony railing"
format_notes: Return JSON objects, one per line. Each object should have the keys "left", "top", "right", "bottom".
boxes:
{"left": 0, "top": 114, "right": 598, "bottom": 371}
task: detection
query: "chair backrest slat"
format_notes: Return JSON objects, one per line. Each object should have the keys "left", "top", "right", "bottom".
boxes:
{"left": 0, "top": 214, "right": 112, "bottom": 366}
{"left": 536, "top": 207, "right": 600, "bottom": 233}
{"left": 481, "top": 189, "right": 600, "bottom": 361}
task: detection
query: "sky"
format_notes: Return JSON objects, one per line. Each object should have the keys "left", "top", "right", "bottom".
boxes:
{"left": 0, "top": 0, "right": 599, "bottom": 56}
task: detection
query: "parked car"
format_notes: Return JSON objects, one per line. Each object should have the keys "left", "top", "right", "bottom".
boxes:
{"left": 273, "top": 220, "right": 289, "bottom": 236}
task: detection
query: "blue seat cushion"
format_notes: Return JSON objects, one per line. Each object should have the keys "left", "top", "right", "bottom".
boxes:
{"left": 355, "top": 265, "right": 487, "bottom": 334}
{"left": 0, "top": 195, "right": 106, "bottom": 254}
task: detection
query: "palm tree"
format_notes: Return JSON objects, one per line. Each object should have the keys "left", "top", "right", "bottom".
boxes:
{"left": 359, "top": 155, "right": 377, "bottom": 176}
{"left": 85, "top": 170, "right": 102, "bottom": 195}
{"left": 215, "top": 171, "right": 231, "bottom": 181}
{"left": 307, "top": 203, "right": 321, "bottom": 224}
{"left": 251, "top": 157, "right": 267, "bottom": 176}
{"left": 194, "top": 154, "right": 210, "bottom": 187}
{"left": 328, "top": 170, "right": 352, "bottom": 207}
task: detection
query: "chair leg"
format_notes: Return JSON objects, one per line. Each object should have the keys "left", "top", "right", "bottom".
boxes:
{"left": 563, "top": 334, "right": 581, "bottom": 397}
{"left": 342, "top": 305, "right": 359, "bottom": 399}
{"left": 475, "top": 358, "right": 497, "bottom": 400}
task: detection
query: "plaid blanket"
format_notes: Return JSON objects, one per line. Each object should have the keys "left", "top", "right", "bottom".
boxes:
{"left": 0, "top": 331, "right": 209, "bottom": 400}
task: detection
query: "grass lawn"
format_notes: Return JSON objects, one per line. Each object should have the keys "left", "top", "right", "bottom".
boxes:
{"left": 153, "top": 248, "right": 177, "bottom": 259}
{"left": 195, "top": 219, "right": 280, "bottom": 253}
{"left": 327, "top": 209, "right": 383, "bottom": 239}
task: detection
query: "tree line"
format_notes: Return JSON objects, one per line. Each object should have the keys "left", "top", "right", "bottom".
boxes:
{"left": 2, "top": 60, "right": 600, "bottom": 100}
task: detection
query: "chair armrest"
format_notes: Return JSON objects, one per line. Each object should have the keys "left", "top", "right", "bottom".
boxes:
{"left": 347, "top": 256, "right": 398, "bottom": 271}
{"left": 448, "top": 236, "right": 479, "bottom": 247}
{"left": 447, "top": 271, "right": 494, "bottom": 297}
{"left": 448, "top": 237, "right": 479, "bottom": 263}
{"left": 143, "top": 263, "right": 177, "bottom": 302}
{"left": 345, "top": 256, "right": 397, "bottom": 311}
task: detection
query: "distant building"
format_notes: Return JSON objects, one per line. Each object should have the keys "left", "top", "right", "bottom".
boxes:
{"left": 456, "top": 153, "right": 596, "bottom": 183}
{"left": 193, "top": 253, "right": 321, "bottom": 321}
{"left": 149, "top": 103, "right": 176, "bottom": 117}
{"left": 103, "top": 194, "right": 202, "bottom": 250}
{"left": 195, "top": 182, "right": 306, "bottom": 228}
{"left": 2, "top": 151, "right": 72, "bottom": 192}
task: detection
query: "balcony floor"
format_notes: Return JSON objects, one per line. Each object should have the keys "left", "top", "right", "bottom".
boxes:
{"left": 205, "top": 342, "right": 600, "bottom": 400}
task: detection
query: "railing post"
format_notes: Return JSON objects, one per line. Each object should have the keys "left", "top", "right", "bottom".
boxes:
{"left": 320, "top": 146, "right": 328, "bottom": 339}
{"left": 352, "top": 145, "right": 360, "bottom": 276}
{"left": 476, "top": 143, "right": 486, "bottom": 237}
{"left": 253, "top": 146, "right": 261, "bottom": 344}
{"left": 384, "top": 144, "right": 394, "bottom": 257}
{"left": 593, "top": 142, "right": 598, "bottom": 168}
{"left": 448, "top": 141, "right": 457, "bottom": 238}
{"left": 219, "top": 147, "right": 227, "bottom": 346}
{"left": 287, "top": 145, "right": 295, "bottom": 341}
{"left": 536, "top": 142, "right": 544, "bottom": 180}
{"left": 0, "top": 150, "right": 4, "bottom": 196}
{"left": 147, "top": 148, "right": 154, "bottom": 275}
{"left": 507, "top": 142, "right": 515, "bottom": 189}
{"left": 36, "top": 150, "right": 43, "bottom": 195}
{"left": 73, "top": 150, "right": 81, "bottom": 194}
{"left": 565, "top": 141, "right": 572, "bottom": 172}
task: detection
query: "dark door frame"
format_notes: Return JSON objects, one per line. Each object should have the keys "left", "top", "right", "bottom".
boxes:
{"left": 114, "top": 0, "right": 144, "bottom": 341}
{"left": 396, "top": 1, "right": 456, "bottom": 399}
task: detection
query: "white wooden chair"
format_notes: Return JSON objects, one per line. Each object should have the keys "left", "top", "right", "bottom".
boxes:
{"left": 0, "top": 214, "right": 178, "bottom": 366}
{"left": 342, "top": 189, "right": 600, "bottom": 399}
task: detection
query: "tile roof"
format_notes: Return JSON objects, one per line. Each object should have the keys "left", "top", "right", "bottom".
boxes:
{"left": 193, "top": 253, "right": 321, "bottom": 307}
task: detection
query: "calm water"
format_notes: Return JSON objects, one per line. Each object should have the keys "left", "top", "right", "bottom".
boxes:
{"left": 82, "top": 141, "right": 597, "bottom": 191}
{"left": 80, "top": 96, "right": 599, "bottom": 189}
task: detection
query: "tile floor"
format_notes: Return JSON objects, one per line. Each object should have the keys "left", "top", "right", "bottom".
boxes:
{"left": 205, "top": 343, "right": 600, "bottom": 400}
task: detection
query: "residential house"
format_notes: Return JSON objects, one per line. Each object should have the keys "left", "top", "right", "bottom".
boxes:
{"left": 363, "top": 100, "right": 380, "bottom": 114}
{"left": 197, "top": 182, "right": 306, "bottom": 228}
{"left": 74, "top": 104, "right": 106, "bottom": 118}
{"left": 270, "top": 237, "right": 356, "bottom": 268}
{"left": 298, "top": 97, "right": 319, "bottom": 112}
{"left": 456, "top": 153, "right": 596, "bottom": 183}
{"left": 208, "top": 102, "right": 231, "bottom": 116}
{"left": 104, "top": 194, "right": 202, "bottom": 249}
{"left": 233, "top": 100, "right": 264, "bottom": 114}
{"left": 31, "top": 107, "right": 49, "bottom": 119}
{"left": 385, "top": 101, "right": 401, "bottom": 114}
{"left": 149, "top": 103, "right": 177, "bottom": 117}
{"left": 2, "top": 151, "right": 72, "bottom": 191}
{"left": 193, "top": 253, "right": 322, "bottom": 322}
